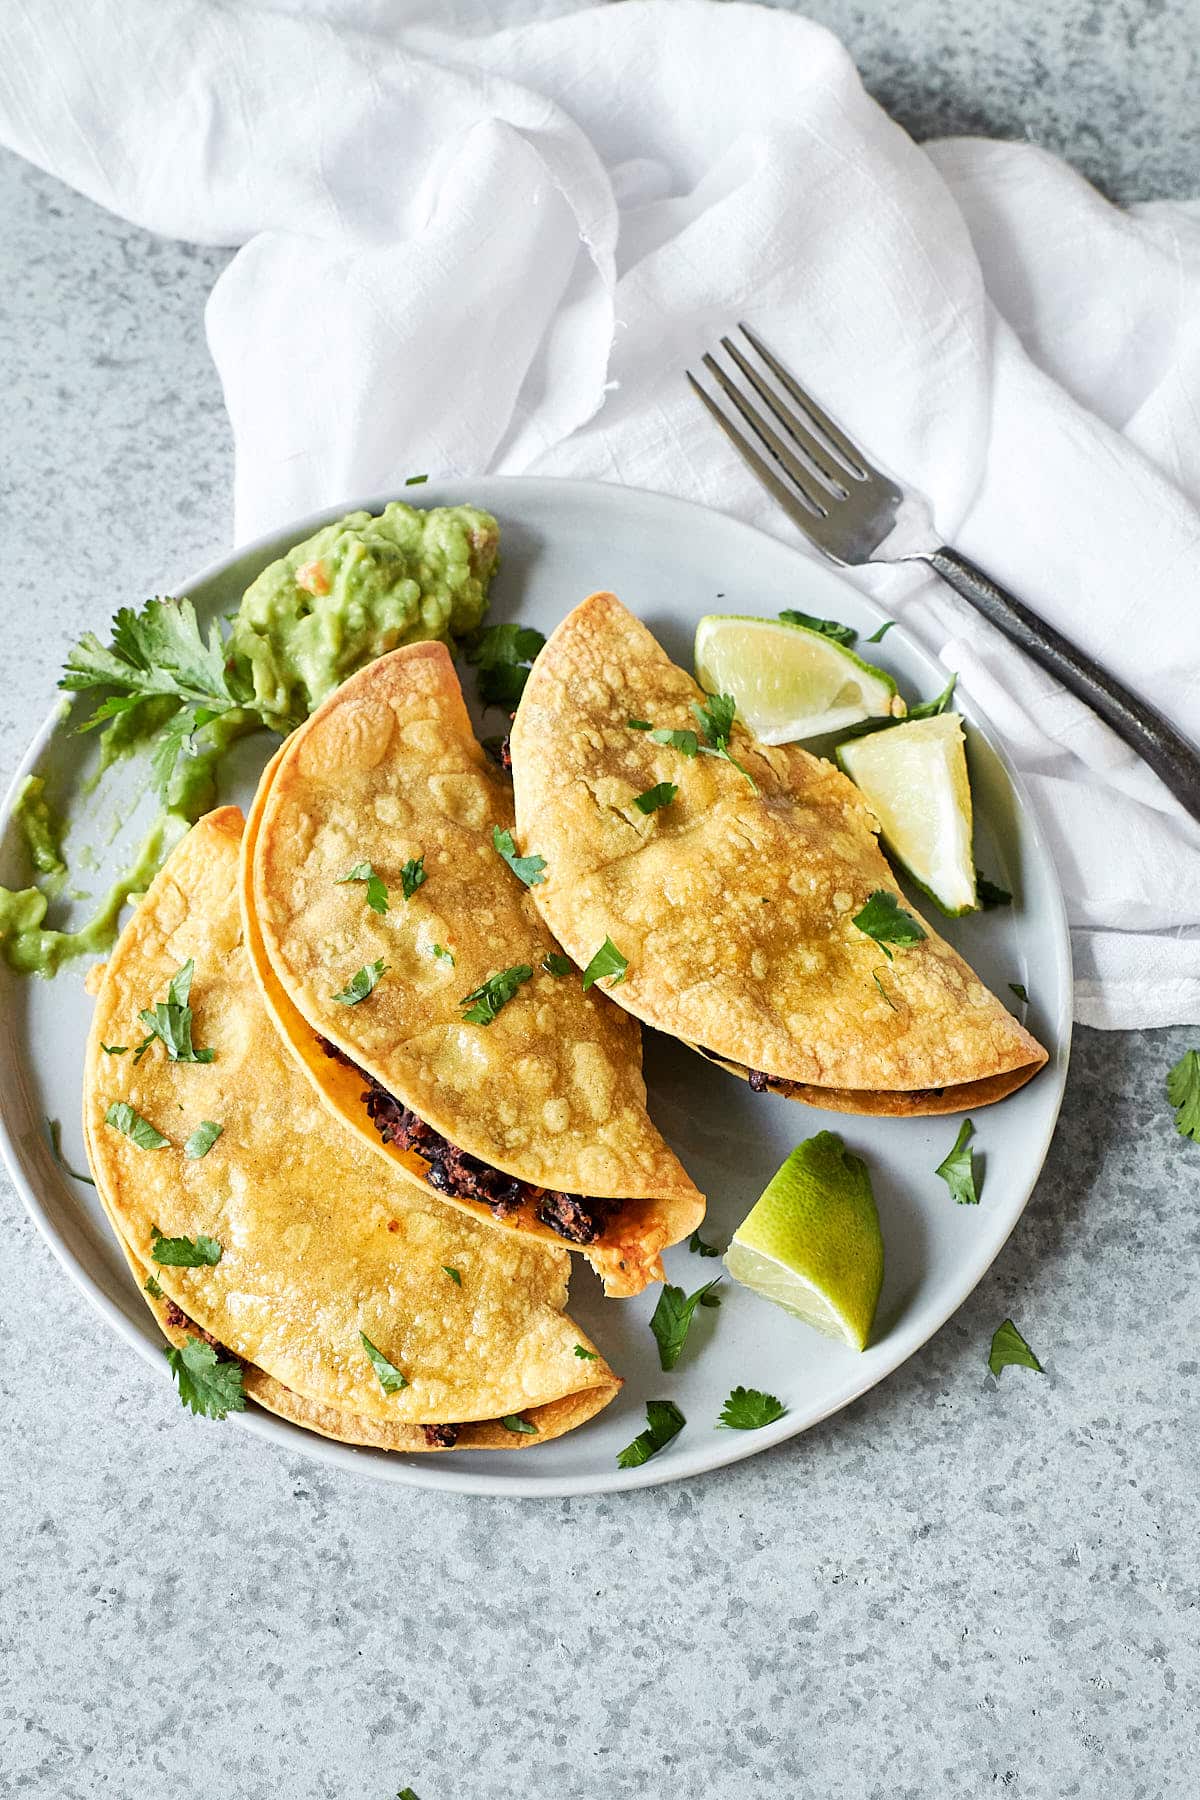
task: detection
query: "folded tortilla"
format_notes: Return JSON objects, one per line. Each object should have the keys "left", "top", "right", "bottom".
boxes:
{"left": 83, "top": 808, "right": 619, "bottom": 1450}
{"left": 242, "top": 642, "right": 704, "bottom": 1295}
{"left": 509, "top": 592, "right": 1047, "bottom": 1115}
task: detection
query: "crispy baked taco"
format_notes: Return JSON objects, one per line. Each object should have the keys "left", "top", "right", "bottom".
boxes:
{"left": 242, "top": 642, "right": 704, "bottom": 1296}
{"left": 509, "top": 592, "right": 1047, "bottom": 1117}
{"left": 83, "top": 808, "right": 619, "bottom": 1450}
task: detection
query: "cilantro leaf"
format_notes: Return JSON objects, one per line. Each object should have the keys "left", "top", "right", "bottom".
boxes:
{"left": 443, "top": 1265, "right": 462, "bottom": 1285}
{"left": 689, "top": 1229, "right": 721, "bottom": 1257}
{"left": 1166, "top": 1049, "right": 1200, "bottom": 1141}
{"left": 432, "top": 943, "right": 455, "bottom": 966}
{"left": 633, "top": 782, "right": 677, "bottom": 815}
{"left": 336, "top": 861, "right": 389, "bottom": 915}
{"left": 976, "top": 870, "right": 1012, "bottom": 909}
{"left": 718, "top": 1386, "right": 787, "bottom": 1430}
{"left": 404, "top": 473, "right": 428, "bottom": 486}
{"left": 460, "top": 963, "right": 533, "bottom": 1025}
{"left": 45, "top": 1117, "right": 96, "bottom": 1186}
{"left": 581, "top": 936, "right": 628, "bottom": 991}
{"left": 542, "top": 952, "right": 573, "bottom": 976}
{"left": 398, "top": 1790, "right": 421, "bottom": 1800}
{"left": 61, "top": 596, "right": 245, "bottom": 712}
{"left": 400, "top": 857, "right": 427, "bottom": 900}
{"left": 105, "top": 1102, "right": 169, "bottom": 1150}
{"left": 332, "top": 959, "right": 388, "bottom": 1006}
{"left": 151, "top": 1223, "right": 223, "bottom": 1267}
{"left": 360, "top": 1331, "right": 407, "bottom": 1393}
{"left": 574, "top": 1344, "right": 598, "bottom": 1360}
{"left": 779, "top": 609, "right": 856, "bottom": 646}
{"left": 988, "top": 1319, "right": 1044, "bottom": 1378}
{"left": 101, "top": 1044, "right": 128, "bottom": 1056}
{"left": 1009, "top": 983, "right": 1028, "bottom": 1004}
{"left": 135, "top": 958, "right": 215, "bottom": 1064}
{"left": 649, "top": 726, "right": 699, "bottom": 757}
{"left": 627, "top": 718, "right": 653, "bottom": 732}
{"left": 464, "top": 622, "right": 546, "bottom": 710}
{"left": 184, "top": 1120, "right": 223, "bottom": 1160}
{"left": 935, "top": 1118, "right": 979, "bottom": 1205}
{"left": 852, "top": 890, "right": 927, "bottom": 960}
{"left": 144, "top": 1275, "right": 164, "bottom": 1300}
{"left": 501, "top": 1414, "right": 539, "bottom": 1435}
{"left": 865, "top": 620, "right": 896, "bottom": 643}
{"left": 493, "top": 826, "right": 547, "bottom": 887}
{"left": 616, "top": 1399, "right": 686, "bottom": 1469}
{"left": 907, "top": 673, "right": 957, "bottom": 720}
{"left": 650, "top": 1277, "right": 722, "bottom": 1371}
{"left": 692, "top": 693, "right": 758, "bottom": 791}
{"left": 165, "top": 1335, "right": 246, "bottom": 1419}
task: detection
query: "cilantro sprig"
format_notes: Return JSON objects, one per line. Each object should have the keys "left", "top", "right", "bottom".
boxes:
{"left": 493, "top": 826, "right": 546, "bottom": 887}
{"left": 542, "top": 952, "right": 572, "bottom": 977}
{"left": 105, "top": 1102, "right": 169, "bottom": 1150}
{"left": 692, "top": 693, "right": 758, "bottom": 791}
{"left": 934, "top": 1119, "right": 979, "bottom": 1205}
{"left": 688, "top": 1229, "right": 721, "bottom": 1258}
{"left": 581, "top": 937, "right": 628, "bottom": 991}
{"left": 616, "top": 1399, "right": 686, "bottom": 1469}
{"left": 718, "top": 1386, "right": 787, "bottom": 1430}
{"left": 134, "top": 959, "right": 214, "bottom": 1064}
{"left": 165, "top": 1336, "right": 245, "bottom": 1419}
{"left": 851, "top": 890, "right": 926, "bottom": 960}
{"left": 332, "top": 959, "right": 388, "bottom": 1006}
{"left": 151, "top": 1223, "right": 223, "bottom": 1267}
{"left": 400, "top": 857, "right": 427, "bottom": 901}
{"left": 464, "top": 622, "right": 546, "bottom": 709}
{"left": 633, "top": 782, "right": 677, "bottom": 816}
{"left": 460, "top": 963, "right": 533, "bottom": 1025}
{"left": 779, "top": 608, "right": 855, "bottom": 646}
{"left": 336, "top": 861, "right": 389, "bottom": 914}
{"left": 1167, "top": 1049, "right": 1200, "bottom": 1141}
{"left": 649, "top": 1278, "right": 722, "bottom": 1371}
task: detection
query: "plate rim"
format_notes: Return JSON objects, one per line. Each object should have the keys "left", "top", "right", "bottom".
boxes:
{"left": 0, "top": 474, "right": 1073, "bottom": 1498}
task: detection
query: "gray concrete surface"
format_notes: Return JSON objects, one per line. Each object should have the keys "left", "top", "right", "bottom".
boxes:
{"left": 2, "top": 6, "right": 1199, "bottom": 1796}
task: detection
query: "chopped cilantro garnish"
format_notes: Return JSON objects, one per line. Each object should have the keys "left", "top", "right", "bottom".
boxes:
{"left": 144, "top": 1275, "right": 164, "bottom": 1300}
{"left": 501, "top": 1414, "right": 538, "bottom": 1435}
{"left": 692, "top": 692, "right": 758, "bottom": 791}
{"left": 460, "top": 963, "right": 534, "bottom": 1025}
{"left": 105, "top": 1101, "right": 168, "bottom": 1150}
{"left": 165, "top": 1335, "right": 246, "bottom": 1419}
{"left": 718, "top": 1386, "right": 787, "bottom": 1430}
{"left": 907, "top": 673, "right": 957, "bottom": 720}
{"left": 151, "top": 1223, "right": 223, "bottom": 1267}
{"left": 542, "top": 952, "right": 573, "bottom": 976}
{"left": 134, "top": 959, "right": 215, "bottom": 1065}
{"left": 851, "top": 890, "right": 926, "bottom": 960}
{"left": 649, "top": 1278, "right": 722, "bottom": 1371}
{"left": 934, "top": 1119, "right": 978, "bottom": 1205}
{"left": 779, "top": 608, "right": 856, "bottom": 646}
{"left": 184, "top": 1120, "right": 223, "bottom": 1160}
{"left": 360, "top": 1332, "right": 407, "bottom": 1393}
{"left": 616, "top": 1399, "right": 685, "bottom": 1469}
{"left": 633, "top": 782, "right": 677, "bottom": 815}
{"left": 689, "top": 1229, "right": 721, "bottom": 1257}
{"left": 988, "top": 1319, "right": 1044, "bottom": 1378}
{"left": 400, "top": 857, "right": 427, "bottom": 901}
{"left": 650, "top": 726, "right": 699, "bottom": 757}
{"left": 404, "top": 474, "right": 428, "bottom": 485}
{"left": 493, "top": 826, "right": 547, "bottom": 887}
{"left": 45, "top": 1117, "right": 96, "bottom": 1186}
{"left": 627, "top": 718, "right": 653, "bottom": 732}
{"left": 100, "top": 1044, "right": 128, "bottom": 1056}
{"left": 976, "top": 870, "right": 1012, "bottom": 909}
{"left": 432, "top": 943, "right": 455, "bottom": 966}
{"left": 1009, "top": 983, "right": 1028, "bottom": 1003}
{"left": 581, "top": 936, "right": 628, "bottom": 991}
{"left": 464, "top": 622, "right": 546, "bottom": 709}
{"left": 865, "top": 620, "right": 896, "bottom": 643}
{"left": 336, "top": 860, "right": 389, "bottom": 915}
{"left": 1167, "top": 1049, "right": 1200, "bottom": 1141}
{"left": 332, "top": 958, "right": 388, "bottom": 1006}
{"left": 442, "top": 1266, "right": 462, "bottom": 1286}
{"left": 574, "top": 1344, "right": 598, "bottom": 1360}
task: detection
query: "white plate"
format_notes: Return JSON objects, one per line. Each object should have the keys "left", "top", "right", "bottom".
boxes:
{"left": 0, "top": 477, "right": 1071, "bottom": 1497}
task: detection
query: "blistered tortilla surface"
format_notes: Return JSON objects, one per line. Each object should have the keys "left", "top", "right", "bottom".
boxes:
{"left": 83, "top": 809, "right": 618, "bottom": 1438}
{"left": 510, "top": 593, "right": 1046, "bottom": 1102}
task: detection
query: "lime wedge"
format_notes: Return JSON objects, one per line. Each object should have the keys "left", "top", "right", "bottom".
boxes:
{"left": 725, "top": 1131, "right": 883, "bottom": 1351}
{"left": 836, "top": 713, "right": 977, "bottom": 916}
{"left": 694, "top": 614, "right": 904, "bottom": 744}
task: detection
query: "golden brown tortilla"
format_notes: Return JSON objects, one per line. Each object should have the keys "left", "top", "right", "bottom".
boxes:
{"left": 83, "top": 808, "right": 619, "bottom": 1448}
{"left": 243, "top": 641, "right": 704, "bottom": 1296}
{"left": 509, "top": 592, "right": 1047, "bottom": 1113}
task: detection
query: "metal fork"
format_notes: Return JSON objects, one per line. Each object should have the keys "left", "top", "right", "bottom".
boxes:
{"left": 688, "top": 323, "right": 1200, "bottom": 820}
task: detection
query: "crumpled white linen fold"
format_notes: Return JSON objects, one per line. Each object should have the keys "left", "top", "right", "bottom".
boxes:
{"left": 3, "top": 0, "right": 1198, "bottom": 1025}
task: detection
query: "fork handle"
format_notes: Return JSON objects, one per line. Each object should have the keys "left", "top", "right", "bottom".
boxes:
{"left": 925, "top": 546, "right": 1200, "bottom": 821}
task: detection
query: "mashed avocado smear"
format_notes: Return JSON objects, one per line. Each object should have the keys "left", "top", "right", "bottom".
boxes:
{"left": 1, "top": 501, "right": 499, "bottom": 977}
{"left": 230, "top": 501, "right": 499, "bottom": 731}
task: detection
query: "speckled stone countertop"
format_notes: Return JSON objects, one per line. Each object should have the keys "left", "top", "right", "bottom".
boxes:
{"left": 2, "top": 6, "right": 1198, "bottom": 1796}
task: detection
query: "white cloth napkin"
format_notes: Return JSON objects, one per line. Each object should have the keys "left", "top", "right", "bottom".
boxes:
{"left": 4, "top": 0, "right": 1199, "bottom": 1027}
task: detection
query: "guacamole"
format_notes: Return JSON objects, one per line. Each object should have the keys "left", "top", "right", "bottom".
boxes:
{"left": 230, "top": 501, "right": 499, "bottom": 731}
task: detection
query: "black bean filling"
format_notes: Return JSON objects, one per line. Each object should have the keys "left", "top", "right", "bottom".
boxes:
{"left": 317, "top": 1039, "right": 616, "bottom": 1245}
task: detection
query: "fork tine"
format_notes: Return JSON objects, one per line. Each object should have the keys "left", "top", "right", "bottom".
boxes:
{"left": 700, "top": 353, "right": 832, "bottom": 516}
{"left": 719, "top": 335, "right": 849, "bottom": 495}
{"left": 685, "top": 371, "right": 828, "bottom": 526}
{"left": 737, "top": 322, "right": 869, "bottom": 478}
